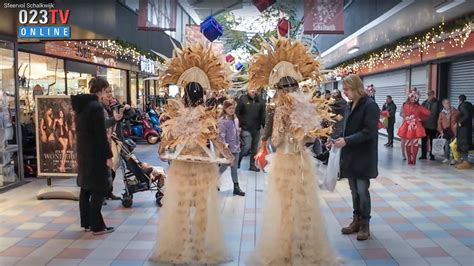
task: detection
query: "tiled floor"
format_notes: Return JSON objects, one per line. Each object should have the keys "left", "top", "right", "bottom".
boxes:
{"left": 0, "top": 137, "right": 473, "bottom": 266}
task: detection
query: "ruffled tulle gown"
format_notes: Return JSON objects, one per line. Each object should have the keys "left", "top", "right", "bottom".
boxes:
{"left": 149, "top": 159, "right": 231, "bottom": 264}
{"left": 249, "top": 135, "right": 341, "bottom": 266}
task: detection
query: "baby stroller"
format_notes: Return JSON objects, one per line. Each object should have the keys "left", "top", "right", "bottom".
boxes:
{"left": 111, "top": 135, "right": 165, "bottom": 208}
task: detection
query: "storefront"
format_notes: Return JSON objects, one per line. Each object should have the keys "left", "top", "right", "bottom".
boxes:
{"left": 0, "top": 37, "right": 22, "bottom": 190}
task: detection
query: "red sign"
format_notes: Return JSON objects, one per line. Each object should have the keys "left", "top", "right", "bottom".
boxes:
{"left": 304, "top": 0, "right": 344, "bottom": 34}
{"left": 138, "top": 0, "right": 177, "bottom": 31}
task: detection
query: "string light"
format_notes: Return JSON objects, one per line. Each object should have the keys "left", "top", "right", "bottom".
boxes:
{"left": 330, "top": 20, "right": 473, "bottom": 78}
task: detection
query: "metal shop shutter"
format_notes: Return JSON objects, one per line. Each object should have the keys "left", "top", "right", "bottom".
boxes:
{"left": 363, "top": 69, "right": 409, "bottom": 136}
{"left": 449, "top": 60, "right": 474, "bottom": 105}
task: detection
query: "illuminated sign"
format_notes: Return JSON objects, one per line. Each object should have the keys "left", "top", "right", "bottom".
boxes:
{"left": 139, "top": 56, "right": 156, "bottom": 74}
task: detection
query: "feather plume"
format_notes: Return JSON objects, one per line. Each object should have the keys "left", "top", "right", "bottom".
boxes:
{"left": 249, "top": 37, "right": 321, "bottom": 89}
{"left": 160, "top": 43, "right": 231, "bottom": 92}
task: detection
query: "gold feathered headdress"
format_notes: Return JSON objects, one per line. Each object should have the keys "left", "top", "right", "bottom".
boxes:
{"left": 249, "top": 37, "right": 321, "bottom": 89}
{"left": 160, "top": 43, "right": 231, "bottom": 91}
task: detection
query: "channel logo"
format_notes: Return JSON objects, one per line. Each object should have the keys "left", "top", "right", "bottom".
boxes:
{"left": 17, "top": 9, "right": 71, "bottom": 39}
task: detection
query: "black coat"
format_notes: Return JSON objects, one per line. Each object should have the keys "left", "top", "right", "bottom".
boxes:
{"left": 340, "top": 96, "right": 380, "bottom": 180}
{"left": 382, "top": 101, "right": 397, "bottom": 124}
{"left": 236, "top": 94, "right": 265, "bottom": 132}
{"left": 330, "top": 98, "right": 348, "bottom": 138}
{"left": 457, "top": 101, "right": 473, "bottom": 153}
{"left": 422, "top": 98, "right": 440, "bottom": 130}
{"left": 71, "top": 94, "right": 112, "bottom": 192}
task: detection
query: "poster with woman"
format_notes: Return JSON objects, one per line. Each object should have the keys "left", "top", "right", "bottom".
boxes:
{"left": 35, "top": 96, "right": 77, "bottom": 176}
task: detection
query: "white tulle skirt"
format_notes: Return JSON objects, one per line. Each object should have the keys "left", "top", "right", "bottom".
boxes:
{"left": 249, "top": 149, "right": 341, "bottom": 266}
{"left": 149, "top": 160, "right": 231, "bottom": 265}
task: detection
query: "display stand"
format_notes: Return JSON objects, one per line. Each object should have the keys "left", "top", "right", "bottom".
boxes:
{"left": 36, "top": 176, "right": 79, "bottom": 200}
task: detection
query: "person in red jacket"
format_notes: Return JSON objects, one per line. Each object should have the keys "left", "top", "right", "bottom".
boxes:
{"left": 397, "top": 88, "right": 430, "bottom": 165}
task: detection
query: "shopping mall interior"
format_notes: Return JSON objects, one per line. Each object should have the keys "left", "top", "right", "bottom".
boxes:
{"left": 0, "top": 0, "right": 473, "bottom": 265}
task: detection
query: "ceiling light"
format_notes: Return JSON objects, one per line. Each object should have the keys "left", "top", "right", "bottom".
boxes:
{"left": 348, "top": 47, "right": 360, "bottom": 54}
{"left": 436, "top": 0, "right": 465, "bottom": 13}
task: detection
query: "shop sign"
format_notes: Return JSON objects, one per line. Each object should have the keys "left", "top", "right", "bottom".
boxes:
{"left": 139, "top": 56, "right": 156, "bottom": 74}
{"left": 35, "top": 96, "right": 77, "bottom": 177}
{"left": 304, "top": 0, "right": 344, "bottom": 34}
{"left": 45, "top": 41, "right": 118, "bottom": 67}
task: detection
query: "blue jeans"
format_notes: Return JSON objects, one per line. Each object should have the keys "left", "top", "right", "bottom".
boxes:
{"left": 348, "top": 178, "right": 371, "bottom": 219}
{"left": 219, "top": 152, "right": 239, "bottom": 183}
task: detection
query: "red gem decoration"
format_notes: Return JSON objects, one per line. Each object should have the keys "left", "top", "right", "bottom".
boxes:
{"left": 252, "top": 0, "right": 276, "bottom": 12}
{"left": 277, "top": 18, "right": 290, "bottom": 36}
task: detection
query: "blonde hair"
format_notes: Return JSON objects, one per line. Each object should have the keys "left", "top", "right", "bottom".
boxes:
{"left": 343, "top": 74, "right": 366, "bottom": 99}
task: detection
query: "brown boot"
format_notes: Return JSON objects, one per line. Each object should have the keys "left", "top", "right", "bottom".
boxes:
{"left": 341, "top": 215, "right": 360, "bottom": 234}
{"left": 455, "top": 160, "right": 472, "bottom": 170}
{"left": 357, "top": 219, "right": 370, "bottom": 241}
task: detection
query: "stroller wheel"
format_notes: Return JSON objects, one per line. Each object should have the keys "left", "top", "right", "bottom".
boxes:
{"left": 155, "top": 191, "right": 163, "bottom": 207}
{"left": 122, "top": 196, "right": 133, "bottom": 208}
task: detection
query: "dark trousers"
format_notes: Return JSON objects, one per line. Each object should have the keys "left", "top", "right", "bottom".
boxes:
{"left": 421, "top": 128, "right": 437, "bottom": 157}
{"left": 79, "top": 188, "right": 106, "bottom": 232}
{"left": 386, "top": 121, "right": 395, "bottom": 144}
{"left": 107, "top": 170, "right": 116, "bottom": 196}
{"left": 239, "top": 130, "right": 260, "bottom": 167}
{"left": 348, "top": 178, "right": 371, "bottom": 219}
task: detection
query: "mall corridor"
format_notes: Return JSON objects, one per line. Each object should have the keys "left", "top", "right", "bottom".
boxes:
{"left": 0, "top": 137, "right": 472, "bottom": 266}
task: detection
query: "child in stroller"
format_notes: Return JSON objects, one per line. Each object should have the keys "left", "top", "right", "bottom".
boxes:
{"left": 111, "top": 135, "right": 166, "bottom": 208}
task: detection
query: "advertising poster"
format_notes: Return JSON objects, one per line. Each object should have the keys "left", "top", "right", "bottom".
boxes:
{"left": 35, "top": 96, "right": 77, "bottom": 176}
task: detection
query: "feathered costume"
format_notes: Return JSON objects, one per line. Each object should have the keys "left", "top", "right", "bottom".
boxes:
{"left": 249, "top": 37, "right": 341, "bottom": 266}
{"left": 149, "top": 43, "right": 233, "bottom": 264}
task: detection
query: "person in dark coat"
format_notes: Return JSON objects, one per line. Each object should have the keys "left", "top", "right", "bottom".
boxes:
{"left": 420, "top": 91, "right": 440, "bottom": 160}
{"left": 236, "top": 88, "right": 265, "bottom": 171}
{"left": 71, "top": 77, "right": 122, "bottom": 235}
{"left": 330, "top": 89, "right": 347, "bottom": 139}
{"left": 455, "top": 94, "right": 473, "bottom": 169}
{"left": 382, "top": 95, "right": 397, "bottom": 147}
{"left": 329, "top": 74, "right": 379, "bottom": 241}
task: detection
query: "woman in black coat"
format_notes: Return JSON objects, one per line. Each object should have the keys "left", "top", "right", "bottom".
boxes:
{"left": 71, "top": 77, "right": 121, "bottom": 235}
{"left": 329, "top": 74, "right": 379, "bottom": 241}
{"left": 455, "top": 94, "right": 473, "bottom": 169}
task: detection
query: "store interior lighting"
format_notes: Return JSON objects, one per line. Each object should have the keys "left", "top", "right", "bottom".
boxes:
{"left": 435, "top": 0, "right": 466, "bottom": 13}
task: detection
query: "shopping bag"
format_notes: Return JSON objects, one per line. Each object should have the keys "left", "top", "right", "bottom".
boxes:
{"left": 322, "top": 147, "right": 341, "bottom": 192}
{"left": 110, "top": 140, "right": 121, "bottom": 171}
{"left": 432, "top": 137, "right": 446, "bottom": 157}
{"left": 450, "top": 138, "right": 460, "bottom": 161}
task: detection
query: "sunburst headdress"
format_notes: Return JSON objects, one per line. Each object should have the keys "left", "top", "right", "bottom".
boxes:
{"left": 249, "top": 37, "right": 338, "bottom": 143}
{"left": 248, "top": 37, "right": 321, "bottom": 90}
{"left": 158, "top": 42, "right": 233, "bottom": 164}
{"left": 160, "top": 42, "right": 231, "bottom": 92}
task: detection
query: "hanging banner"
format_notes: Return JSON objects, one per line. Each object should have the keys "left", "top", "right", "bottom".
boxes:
{"left": 137, "top": 0, "right": 178, "bottom": 31}
{"left": 304, "top": 0, "right": 344, "bottom": 34}
{"left": 36, "top": 96, "right": 77, "bottom": 177}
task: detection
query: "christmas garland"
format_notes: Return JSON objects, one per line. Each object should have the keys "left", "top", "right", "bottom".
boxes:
{"left": 333, "top": 14, "right": 474, "bottom": 77}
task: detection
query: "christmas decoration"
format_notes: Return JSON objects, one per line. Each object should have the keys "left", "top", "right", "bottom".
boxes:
{"left": 235, "top": 62, "right": 244, "bottom": 71}
{"left": 277, "top": 18, "right": 290, "bottom": 36}
{"left": 333, "top": 17, "right": 473, "bottom": 76}
{"left": 225, "top": 54, "right": 235, "bottom": 64}
{"left": 252, "top": 0, "right": 276, "bottom": 12}
{"left": 200, "top": 16, "right": 223, "bottom": 42}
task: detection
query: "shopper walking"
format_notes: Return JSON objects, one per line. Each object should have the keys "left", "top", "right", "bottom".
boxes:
{"left": 218, "top": 100, "right": 245, "bottom": 196}
{"left": 420, "top": 91, "right": 440, "bottom": 160}
{"left": 382, "top": 96, "right": 397, "bottom": 147}
{"left": 437, "top": 99, "right": 459, "bottom": 163}
{"left": 71, "top": 77, "right": 123, "bottom": 235}
{"left": 236, "top": 88, "right": 265, "bottom": 171}
{"left": 329, "top": 74, "right": 379, "bottom": 241}
{"left": 455, "top": 94, "right": 473, "bottom": 170}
